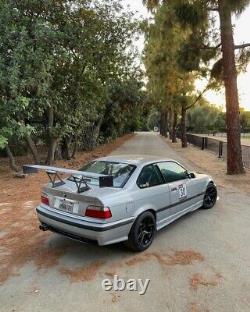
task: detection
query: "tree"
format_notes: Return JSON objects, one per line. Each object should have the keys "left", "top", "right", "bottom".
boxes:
{"left": 143, "top": 2, "right": 207, "bottom": 145}
{"left": 187, "top": 102, "right": 223, "bottom": 134}
{"left": 217, "top": 0, "right": 249, "bottom": 174}
{"left": 143, "top": 3, "right": 197, "bottom": 143}
{"left": 143, "top": 0, "right": 250, "bottom": 174}
{"left": 0, "top": 0, "right": 142, "bottom": 169}
{"left": 100, "top": 75, "right": 145, "bottom": 140}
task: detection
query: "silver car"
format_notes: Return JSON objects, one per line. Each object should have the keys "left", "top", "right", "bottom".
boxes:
{"left": 28, "top": 155, "right": 217, "bottom": 251}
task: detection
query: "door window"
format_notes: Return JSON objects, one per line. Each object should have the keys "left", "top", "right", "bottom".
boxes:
{"left": 137, "top": 164, "right": 163, "bottom": 188}
{"left": 157, "top": 162, "right": 187, "bottom": 183}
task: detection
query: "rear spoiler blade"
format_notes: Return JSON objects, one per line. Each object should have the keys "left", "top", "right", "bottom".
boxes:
{"left": 23, "top": 165, "right": 114, "bottom": 190}
{"left": 23, "top": 165, "right": 91, "bottom": 176}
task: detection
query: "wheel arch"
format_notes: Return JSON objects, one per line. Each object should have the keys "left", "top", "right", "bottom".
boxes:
{"left": 207, "top": 180, "right": 216, "bottom": 187}
{"left": 132, "top": 206, "right": 157, "bottom": 221}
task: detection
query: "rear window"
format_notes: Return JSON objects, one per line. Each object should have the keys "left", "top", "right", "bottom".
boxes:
{"left": 80, "top": 161, "right": 136, "bottom": 188}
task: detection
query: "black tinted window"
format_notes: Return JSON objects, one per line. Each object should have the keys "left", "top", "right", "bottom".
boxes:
{"left": 157, "top": 162, "right": 187, "bottom": 183}
{"left": 137, "top": 164, "right": 163, "bottom": 188}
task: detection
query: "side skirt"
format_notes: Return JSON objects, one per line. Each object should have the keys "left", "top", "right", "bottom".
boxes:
{"left": 156, "top": 200, "right": 203, "bottom": 231}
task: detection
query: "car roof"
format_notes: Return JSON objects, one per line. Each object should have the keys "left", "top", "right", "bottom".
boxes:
{"left": 96, "top": 154, "right": 175, "bottom": 166}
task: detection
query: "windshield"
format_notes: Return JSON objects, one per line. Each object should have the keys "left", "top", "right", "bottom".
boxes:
{"left": 79, "top": 161, "right": 136, "bottom": 188}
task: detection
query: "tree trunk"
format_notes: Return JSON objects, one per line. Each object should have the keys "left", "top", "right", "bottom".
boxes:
{"left": 46, "top": 138, "right": 58, "bottom": 165}
{"left": 160, "top": 109, "right": 168, "bottom": 137}
{"left": 5, "top": 145, "right": 20, "bottom": 172}
{"left": 168, "top": 110, "right": 173, "bottom": 140}
{"left": 46, "top": 106, "right": 58, "bottom": 165}
{"left": 89, "top": 118, "right": 103, "bottom": 150}
{"left": 218, "top": 0, "right": 245, "bottom": 174}
{"left": 181, "top": 105, "right": 187, "bottom": 148}
{"left": 172, "top": 110, "right": 177, "bottom": 143}
{"left": 25, "top": 134, "right": 40, "bottom": 164}
{"left": 61, "top": 137, "right": 71, "bottom": 160}
{"left": 71, "top": 139, "right": 77, "bottom": 159}
{"left": 160, "top": 112, "right": 164, "bottom": 136}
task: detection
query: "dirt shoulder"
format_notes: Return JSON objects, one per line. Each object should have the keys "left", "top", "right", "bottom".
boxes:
{"left": 0, "top": 132, "right": 134, "bottom": 206}
{"left": 164, "top": 138, "right": 250, "bottom": 194}
{"left": 0, "top": 133, "right": 133, "bottom": 283}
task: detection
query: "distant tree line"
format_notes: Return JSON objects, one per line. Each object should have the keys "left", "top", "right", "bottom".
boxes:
{"left": 187, "top": 105, "right": 250, "bottom": 134}
{"left": 147, "top": 104, "right": 250, "bottom": 135}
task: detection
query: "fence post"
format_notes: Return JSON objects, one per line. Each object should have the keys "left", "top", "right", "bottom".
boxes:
{"left": 218, "top": 141, "right": 223, "bottom": 158}
{"left": 201, "top": 137, "right": 205, "bottom": 150}
{"left": 205, "top": 137, "right": 208, "bottom": 149}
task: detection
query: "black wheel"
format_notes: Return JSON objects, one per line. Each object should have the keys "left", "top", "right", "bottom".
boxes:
{"left": 202, "top": 182, "right": 217, "bottom": 209}
{"left": 127, "top": 211, "right": 156, "bottom": 252}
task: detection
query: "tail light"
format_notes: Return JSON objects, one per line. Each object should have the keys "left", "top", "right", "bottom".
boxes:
{"left": 41, "top": 194, "right": 49, "bottom": 206}
{"left": 85, "top": 205, "right": 112, "bottom": 219}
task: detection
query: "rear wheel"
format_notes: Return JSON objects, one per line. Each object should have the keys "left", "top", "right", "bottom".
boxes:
{"left": 202, "top": 182, "right": 217, "bottom": 209}
{"left": 127, "top": 211, "right": 156, "bottom": 252}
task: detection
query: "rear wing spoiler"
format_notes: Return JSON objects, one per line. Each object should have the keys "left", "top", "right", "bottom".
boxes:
{"left": 23, "top": 165, "right": 114, "bottom": 192}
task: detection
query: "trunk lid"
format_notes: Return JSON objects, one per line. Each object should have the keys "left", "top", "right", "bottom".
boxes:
{"left": 42, "top": 179, "right": 120, "bottom": 218}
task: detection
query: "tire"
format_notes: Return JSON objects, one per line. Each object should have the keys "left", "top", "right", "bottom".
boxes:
{"left": 202, "top": 182, "right": 217, "bottom": 209}
{"left": 127, "top": 211, "right": 156, "bottom": 252}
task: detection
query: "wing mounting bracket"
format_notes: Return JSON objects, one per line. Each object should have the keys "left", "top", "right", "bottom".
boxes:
{"left": 71, "top": 176, "right": 91, "bottom": 193}
{"left": 46, "top": 170, "right": 65, "bottom": 188}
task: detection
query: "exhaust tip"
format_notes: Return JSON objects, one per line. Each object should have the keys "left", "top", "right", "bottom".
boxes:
{"left": 39, "top": 224, "right": 49, "bottom": 231}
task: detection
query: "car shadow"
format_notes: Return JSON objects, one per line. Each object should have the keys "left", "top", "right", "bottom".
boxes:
{"left": 40, "top": 207, "right": 206, "bottom": 274}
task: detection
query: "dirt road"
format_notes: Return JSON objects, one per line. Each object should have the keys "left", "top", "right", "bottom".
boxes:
{"left": 1, "top": 132, "right": 250, "bottom": 312}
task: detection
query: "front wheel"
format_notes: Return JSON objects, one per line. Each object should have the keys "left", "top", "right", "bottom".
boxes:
{"left": 127, "top": 211, "right": 156, "bottom": 252}
{"left": 202, "top": 182, "right": 217, "bottom": 209}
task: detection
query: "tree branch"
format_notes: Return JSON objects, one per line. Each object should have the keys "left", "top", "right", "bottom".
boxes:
{"left": 207, "top": 7, "right": 219, "bottom": 12}
{"left": 200, "top": 43, "right": 221, "bottom": 50}
{"left": 186, "top": 83, "right": 211, "bottom": 110}
{"left": 234, "top": 43, "right": 250, "bottom": 49}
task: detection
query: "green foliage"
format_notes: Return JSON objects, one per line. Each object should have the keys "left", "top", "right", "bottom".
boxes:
{"left": 143, "top": 3, "right": 196, "bottom": 114}
{"left": 187, "top": 105, "right": 250, "bottom": 134}
{"left": 174, "top": 2, "right": 207, "bottom": 29}
{"left": 177, "top": 41, "right": 201, "bottom": 72}
{"left": 100, "top": 75, "right": 145, "bottom": 140}
{"left": 228, "top": 0, "right": 250, "bottom": 14}
{"left": 147, "top": 108, "right": 160, "bottom": 130}
{"left": 0, "top": 0, "right": 144, "bottom": 162}
{"left": 143, "top": 0, "right": 250, "bottom": 124}
{"left": 187, "top": 103, "right": 224, "bottom": 133}
{"left": 240, "top": 110, "right": 250, "bottom": 132}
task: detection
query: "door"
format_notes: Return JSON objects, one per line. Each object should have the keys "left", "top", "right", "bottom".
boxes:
{"left": 133, "top": 164, "right": 171, "bottom": 222}
{"left": 156, "top": 161, "right": 195, "bottom": 216}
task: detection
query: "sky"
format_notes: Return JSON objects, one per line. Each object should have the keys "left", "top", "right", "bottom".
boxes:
{"left": 123, "top": 0, "right": 250, "bottom": 110}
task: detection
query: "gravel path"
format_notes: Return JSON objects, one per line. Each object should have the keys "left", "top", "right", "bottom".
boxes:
{"left": 1, "top": 132, "right": 250, "bottom": 312}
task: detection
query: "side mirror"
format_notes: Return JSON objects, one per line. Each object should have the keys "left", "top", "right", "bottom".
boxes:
{"left": 187, "top": 172, "right": 196, "bottom": 179}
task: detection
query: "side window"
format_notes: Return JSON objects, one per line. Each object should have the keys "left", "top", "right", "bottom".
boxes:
{"left": 157, "top": 162, "right": 187, "bottom": 183}
{"left": 137, "top": 164, "right": 163, "bottom": 188}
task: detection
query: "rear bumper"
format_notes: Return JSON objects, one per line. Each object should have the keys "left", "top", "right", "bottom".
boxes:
{"left": 36, "top": 205, "right": 134, "bottom": 246}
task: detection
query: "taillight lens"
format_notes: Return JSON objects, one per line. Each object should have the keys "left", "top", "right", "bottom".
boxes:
{"left": 85, "top": 206, "right": 112, "bottom": 219}
{"left": 41, "top": 195, "right": 49, "bottom": 206}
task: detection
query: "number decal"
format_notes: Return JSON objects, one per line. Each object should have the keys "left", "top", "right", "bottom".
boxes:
{"left": 178, "top": 184, "right": 187, "bottom": 200}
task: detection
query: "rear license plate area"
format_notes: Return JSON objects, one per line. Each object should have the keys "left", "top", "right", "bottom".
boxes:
{"left": 54, "top": 198, "right": 79, "bottom": 214}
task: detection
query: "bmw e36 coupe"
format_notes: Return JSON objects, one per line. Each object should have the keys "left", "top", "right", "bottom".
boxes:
{"left": 24, "top": 155, "right": 217, "bottom": 251}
